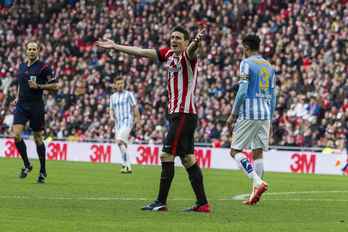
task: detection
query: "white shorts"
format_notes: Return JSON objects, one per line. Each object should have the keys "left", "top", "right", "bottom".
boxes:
{"left": 116, "top": 126, "right": 132, "bottom": 144}
{"left": 231, "top": 119, "right": 270, "bottom": 151}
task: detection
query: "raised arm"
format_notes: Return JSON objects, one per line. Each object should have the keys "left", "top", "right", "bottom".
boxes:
{"left": 186, "top": 28, "right": 205, "bottom": 60}
{"left": 96, "top": 39, "right": 158, "bottom": 60}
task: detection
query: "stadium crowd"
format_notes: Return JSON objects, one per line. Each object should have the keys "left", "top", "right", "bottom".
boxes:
{"left": 0, "top": 0, "right": 347, "bottom": 152}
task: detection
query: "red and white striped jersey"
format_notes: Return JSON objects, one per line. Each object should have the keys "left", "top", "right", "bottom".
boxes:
{"left": 157, "top": 47, "right": 198, "bottom": 114}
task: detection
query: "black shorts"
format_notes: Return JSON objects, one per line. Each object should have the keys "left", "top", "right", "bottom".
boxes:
{"left": 13, "top": 101, "right": 45, "bottom": 132}
{"left": 162, "top": 113, "right": 197, "bottom": 157}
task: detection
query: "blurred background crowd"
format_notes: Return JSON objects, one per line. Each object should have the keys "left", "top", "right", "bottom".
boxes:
{"left": 0, "top": 0, "right": 347, "bottom": 152}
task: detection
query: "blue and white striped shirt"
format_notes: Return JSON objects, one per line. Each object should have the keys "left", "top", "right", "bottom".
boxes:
{"left": 110, "top": 91, "right": 137, "bottom": 129}
{"left": 232, "top": 55, "right": 277, "bottom": 120}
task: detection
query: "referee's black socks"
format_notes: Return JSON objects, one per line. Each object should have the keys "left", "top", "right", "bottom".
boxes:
{"left": 36, "top": 143, "right": 46, "bottom": 174}
{"left": 157, "top": 162, "right": 175, "bottom": 204}
{"left": 15, "top": 139, "right": 30, "bottom": 168}
{"left": 187, "top": 163, "right": 208, "bottom": 206}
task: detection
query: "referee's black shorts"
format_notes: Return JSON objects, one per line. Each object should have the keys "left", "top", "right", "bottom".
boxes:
{"left": 13, "top": 101, "right": 45, "bottom": 132}
{"left": 162, "top": 113, "right": 197, "bottom": 157}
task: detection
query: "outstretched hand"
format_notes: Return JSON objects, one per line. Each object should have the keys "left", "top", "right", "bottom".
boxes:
{"left": 96, "top": 39, "right": 116, "bottom": 49}
{"left": 28, "top": 80, "right": 39, "bottom": 89}
{"left": 194, "top": 28, "right": 206, "bottom": 43}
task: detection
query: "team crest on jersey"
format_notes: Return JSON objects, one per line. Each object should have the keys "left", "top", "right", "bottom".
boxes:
{"left": 166, "top": 56, "right": 182, "bottom": 77}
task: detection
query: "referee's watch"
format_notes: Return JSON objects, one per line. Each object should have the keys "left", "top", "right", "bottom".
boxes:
{"left": 38, "top": 84, "right": 43, "bottom": 89}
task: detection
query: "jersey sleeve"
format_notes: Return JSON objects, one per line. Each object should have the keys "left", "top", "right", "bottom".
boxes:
{"left": 156, "top": 47, "right": 171, "bottom": 62}
{"left": 184, "top": 50, "right": 197, "bottom": 66}
{"left": 270, "top": 86, "right": 277, "bottom": 119}
{"left": 239, "top": 60, "right": 250, "bottom": 83}
{"left": 271, "top": 71, "right": 276, "bottom": 88}
{"left": 16, "top": 64, "right": 22, "bottom": 81}
{"left": 128, "top": 92, "right": 137, "bottom": 106}
{"left": 231, "top": 80, "right": 249, "bottom": 115}
{"left": 42, "top": 65, "right": 57, "bottom": 84}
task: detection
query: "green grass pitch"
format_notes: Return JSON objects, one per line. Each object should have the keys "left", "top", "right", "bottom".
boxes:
{"left": 0, "top": 158, "right": 347, "bottom": 232}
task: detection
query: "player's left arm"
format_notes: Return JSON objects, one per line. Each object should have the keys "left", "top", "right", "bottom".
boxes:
{"left": 41, "top": 66, "right": 61, "bottom": 91}
{"left": 231, "top": 80, "right": 248, "bottom": 116}
{"left": 270, "top": 73, "right": 277, "bottom": 120}
{"left": 129, "top": 92, "right": 140, "bottom": 125}
{"left": 109, "top": 97, "right": 115, "bottom": 122}
{"left": 227, "top": 81, "right": 248, "bottom": 128}
{"left": 37, "top": 81, "right": 60, "bottom": 91}
{"left": 186, "top": 28, "right": 205, "bottom": 61}
{"left": 133, "top": 105, "right": 140, "bottom": 125}
{"left": 227, "top": 64, "right": 249, "bottom": 127}
{"left": 231, "top": 61, "right": 249, "bottom": 116}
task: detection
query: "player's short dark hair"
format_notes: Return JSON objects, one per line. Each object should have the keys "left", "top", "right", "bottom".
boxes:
{"left": 171, "top": 26, "right": 190, "bottom": 41}
{"left": 242, "top": 34, "right": 261, "bottom": 51}
{"left": 25, "top": 40, "right": 41, "bottom": 50}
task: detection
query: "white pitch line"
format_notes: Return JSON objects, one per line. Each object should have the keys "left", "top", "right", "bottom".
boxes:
{"left": 230, "top": 190, "right": 348, "bottom": 201}
{"left": 264, "top": 198, "right": 348, "bottom": 202}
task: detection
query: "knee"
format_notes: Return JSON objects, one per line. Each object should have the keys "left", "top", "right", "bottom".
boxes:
{"left": 34, "top": 138, "right": 43, "bottom": 145}
{"left": 181, "top": 155, "right": 196, "bottom": 169}
{"left": 116, "top": 139, "right": 126, "bottom": 147}
{"left": 253, "top": 149, "right": 263, "bottom": 159}
{"left": 12, "top": 130, "right": 22, "bottom": 142}
{"left": 33, "top": 133, "right": 43, "bottom": 145}
{"left": 230, "top": 149, "right": 243, "bottom": 158}
{"left": 14, "top": 134, "right": 22, "bottom": 142}
{"left": 160, "top": 152, "right": 175, "bottom": 162}
{"left": 230, "top": 149, "right": 237, "bottom": 158}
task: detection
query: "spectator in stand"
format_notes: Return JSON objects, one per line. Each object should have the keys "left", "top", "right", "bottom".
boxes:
{"left": 0, "top": 0, "right": 347, "bottom": 151}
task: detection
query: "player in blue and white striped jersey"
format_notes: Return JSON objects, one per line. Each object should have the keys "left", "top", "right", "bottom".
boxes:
{"left": 110, "top": 77, "right": 140, "bottom": 174}
{"left": 227, "top": 34, "right": 277, "bottom": 205}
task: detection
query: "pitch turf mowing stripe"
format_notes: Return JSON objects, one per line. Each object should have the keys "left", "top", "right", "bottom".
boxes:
{"left": 1, "top": 190, "right": 348, "bottom": 202}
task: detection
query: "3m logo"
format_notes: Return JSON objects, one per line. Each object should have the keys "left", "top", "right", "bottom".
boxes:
{"left": 136, "top": 146, "right": 159, "bottom": 165}
{"left": 290, "top": 153, "right": 316, "bottom": 174}
{"left": 194, "top": 149, "right": 211, "bottom": 168}
{"left": 47, "top": 143, "right": 67, "bottom": 160}
{"left": 4, "top": 139, "right": 20, "bottom": 158}
{"left": 89, "top": 144, "right": 112, "bottom": 163}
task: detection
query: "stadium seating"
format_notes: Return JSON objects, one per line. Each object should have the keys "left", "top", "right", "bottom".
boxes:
{"left": 0, "top": 0, "right": 347, "bottom": 151}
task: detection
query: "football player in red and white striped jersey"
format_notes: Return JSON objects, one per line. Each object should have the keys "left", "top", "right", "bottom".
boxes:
{"left": 97, "top": 25, "right": 210, "bottom": 213}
